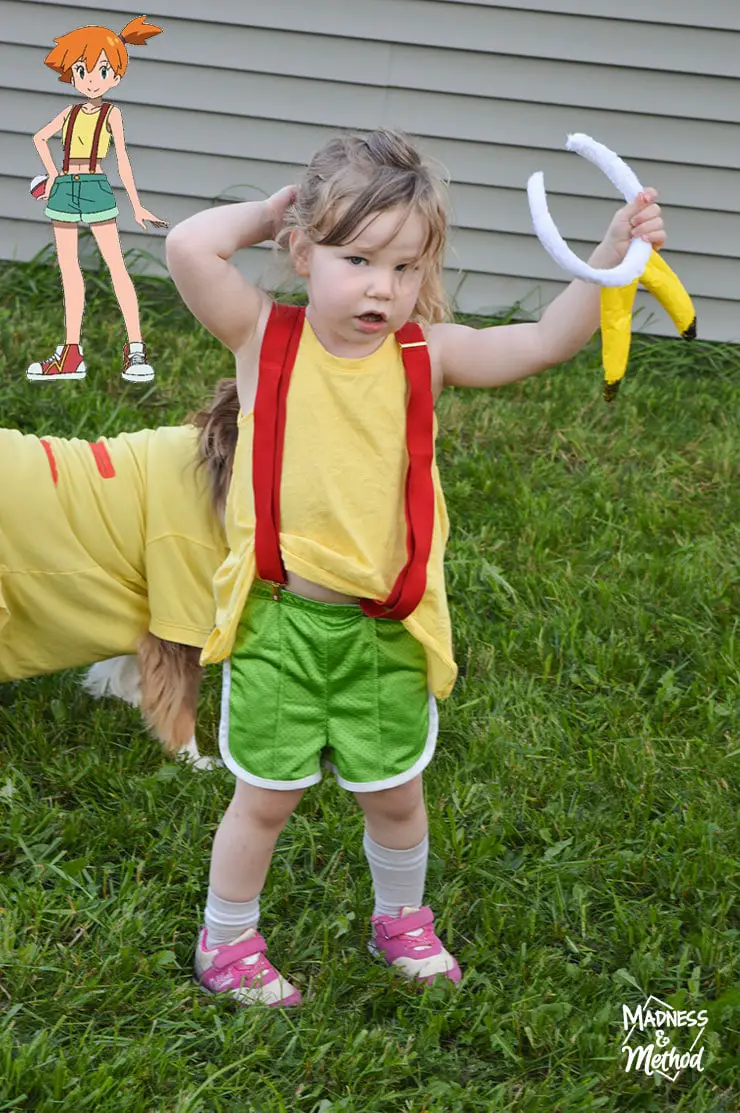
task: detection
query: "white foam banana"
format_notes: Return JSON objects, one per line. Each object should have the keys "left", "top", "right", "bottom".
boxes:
{"left": 527, "top": 133, "right": 696, "bottom": 401}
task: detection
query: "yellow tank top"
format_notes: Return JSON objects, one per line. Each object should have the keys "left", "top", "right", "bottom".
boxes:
{"left": 200, "top": 316, "right": 458, "bottom": 700}
{"left": 61, "top": 106, "right": 112, "bottom": 161}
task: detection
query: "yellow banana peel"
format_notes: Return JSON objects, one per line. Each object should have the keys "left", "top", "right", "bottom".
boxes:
{"left": 528, "top": 134, "right": 697, "bottom": 403}
{"left": 600, "top": 250, "right": 697, "bottom": 402}
{"left": 640, "top": 250, "right": 697, "bottom": 339}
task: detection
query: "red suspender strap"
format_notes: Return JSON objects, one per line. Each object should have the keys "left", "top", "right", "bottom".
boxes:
{"left": 360, "top": 320, "right": 435, "bottom": 621}
{"left": 62, "top": 104, "right": 83, "bottom": 175}
{"left": 253, "top": 303, "right": 305, "bottom": 584}
{"left": 252, "top": 306, "right": 435, "bottom": 621}
{"left": 88, "top": 103, "right": 112, "bottom": 174}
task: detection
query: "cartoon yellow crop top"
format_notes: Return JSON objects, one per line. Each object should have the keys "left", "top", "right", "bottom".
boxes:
{"left": 200, "top": 316, "right": 459, "bottom": 700}
{"left": 61, "top": 106, "right": 112, "bottom": 160}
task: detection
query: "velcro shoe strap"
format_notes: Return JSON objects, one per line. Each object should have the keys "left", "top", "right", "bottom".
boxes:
{"left": 377, "top": 905, "right": 435, "bottom": 939}
{"left": 212, "top": 931, "right": 267, "bottom": 969}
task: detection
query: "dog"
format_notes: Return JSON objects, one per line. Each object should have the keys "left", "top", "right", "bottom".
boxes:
{"left": 0, "top": 379, "right": 239, "bottom": 769}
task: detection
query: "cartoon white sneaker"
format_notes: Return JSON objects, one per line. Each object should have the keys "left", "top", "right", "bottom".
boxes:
{"left": 121, "top": 341, "right": 154, "bottom": 383}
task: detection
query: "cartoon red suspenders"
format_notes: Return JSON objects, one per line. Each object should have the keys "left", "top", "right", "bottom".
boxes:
{"left": 253, "top": 303, "right": 435, "bottom": 622}
{"left": 62, "top": 102, "right": 113, "bottom": 174}
{"left": 30, "top": 103, "right": 112, "bottom": 200}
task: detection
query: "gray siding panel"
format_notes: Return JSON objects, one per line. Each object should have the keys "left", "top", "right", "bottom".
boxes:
{"left": 2, "top": 0, "right": 738, "bottom": 344}
{"left": 441, "top": 1, "right": 740, "bottom": 33}
{"left": 15, "top": 0, "right": 740, "bottom": 63}
{"left": 7, "top": 20, "right": 740, "bottom": 116}
{"left": 8, "top": 108, "right": 739, "bottom": 216}
{"left": 6, "top": 59, "right": 740, "bottom": 171}
{"left": 6, "top": 129, "right": 737, "bottom": 259}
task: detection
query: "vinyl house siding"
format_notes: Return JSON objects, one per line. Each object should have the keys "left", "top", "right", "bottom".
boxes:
{"left": 2, "top": 0, "right": 739, "bottom": 340}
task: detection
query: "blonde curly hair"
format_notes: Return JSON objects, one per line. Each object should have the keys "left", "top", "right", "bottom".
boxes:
{"left": 275, "top": 129, "right": 452, "bottom": 327}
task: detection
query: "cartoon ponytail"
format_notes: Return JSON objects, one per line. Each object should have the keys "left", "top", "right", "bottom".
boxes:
{"left": 118, "top": 15, "right": 163, "bottom": 46}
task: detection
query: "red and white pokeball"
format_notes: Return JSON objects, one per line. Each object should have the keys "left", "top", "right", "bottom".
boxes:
{"left": 29, "top": 174, "right": 48, "bottom": 200}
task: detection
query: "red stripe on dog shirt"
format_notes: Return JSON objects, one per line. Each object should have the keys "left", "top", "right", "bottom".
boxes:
{"left": 40, "top": 438, "right": 58, "bottom": 486}
{"left": 89, "top": 441, "right": 116, "bottom": 479}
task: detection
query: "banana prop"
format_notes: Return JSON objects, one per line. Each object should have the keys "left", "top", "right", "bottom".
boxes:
{"left": 527, "top": 134, "right": 696, "bottom": 401}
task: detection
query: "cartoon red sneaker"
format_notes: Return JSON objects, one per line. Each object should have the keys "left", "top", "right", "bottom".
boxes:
{"left": 27, "top": 344, "right": 86, "bottom": 381}
{"left": 121, "top": 341, "right": 154, "bottom": 383}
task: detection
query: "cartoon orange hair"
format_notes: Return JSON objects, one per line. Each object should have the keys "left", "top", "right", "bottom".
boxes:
{"left": 44, "top": 15, "right": 162, "bottom": 84}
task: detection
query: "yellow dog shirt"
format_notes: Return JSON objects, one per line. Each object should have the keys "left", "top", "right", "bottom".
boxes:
{"left": 0, "top": 425, "right": 227, "bottom": 681}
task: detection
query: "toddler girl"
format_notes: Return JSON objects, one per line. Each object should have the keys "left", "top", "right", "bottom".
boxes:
{"left": 166, "top": 129, "right": 665, "bottom": 1006}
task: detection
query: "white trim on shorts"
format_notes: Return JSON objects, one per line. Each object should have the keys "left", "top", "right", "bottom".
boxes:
{"left": 218, "top": 659, "right": 323, "bottom": 790}
{"left": 323, "top": 691, "right": 438, "bottom": 792}
{"left": 218, "top": 659, "right": 438, "bottom": 793}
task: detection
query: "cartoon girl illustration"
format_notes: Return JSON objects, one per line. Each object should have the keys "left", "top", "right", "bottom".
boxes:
{"left": 28, "top": 15, "right": 167, "bottom": 383}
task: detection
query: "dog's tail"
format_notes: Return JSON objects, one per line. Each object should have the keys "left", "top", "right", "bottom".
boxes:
{"left": 81, "top": 649, "right": 219, "bottom": 770}
{"left": 82, "top": 655, "right": 142, "bottom": 707}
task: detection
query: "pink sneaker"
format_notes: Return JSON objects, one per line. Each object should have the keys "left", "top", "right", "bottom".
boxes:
{"left": 369, "top": 905, "right": 462, "bottom": 986}
{"left": 193, "top": 926, "right": 302, "bottom": 1007}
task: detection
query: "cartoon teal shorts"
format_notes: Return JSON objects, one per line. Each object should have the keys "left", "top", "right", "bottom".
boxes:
{"left": 219, "top": 579, "right": 438, "bottom": 792}
{"left": 44, "top": 173, "right": 119, "bottom": 223}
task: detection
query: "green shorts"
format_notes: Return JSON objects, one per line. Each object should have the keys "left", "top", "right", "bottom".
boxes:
{"left": 44, "top": 173, "right": 119, "bottom": 224}
{"left": 219, "top": 580, "right": 438, "bottom": 792}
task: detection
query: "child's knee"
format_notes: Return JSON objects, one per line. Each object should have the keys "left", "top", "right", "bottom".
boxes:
{"left": 357, "top": 774, "right": 425, "bottom": 823}
{"left": 231, "top": 778, "right": 304, "bottom": 828}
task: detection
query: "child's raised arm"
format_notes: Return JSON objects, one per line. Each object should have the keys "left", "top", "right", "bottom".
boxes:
{"left": 165, "top": 186, "right": 296, "bottom": 356}
{"left": 435, "top": 190, "right": 666, "bottom": 390}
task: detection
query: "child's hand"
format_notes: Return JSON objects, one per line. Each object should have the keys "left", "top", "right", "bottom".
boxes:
{"left": 600, "top": 189, "right": 666, "bottom": 266}
{"left": 266, "top": 185, "right": 297, "bottom": 239}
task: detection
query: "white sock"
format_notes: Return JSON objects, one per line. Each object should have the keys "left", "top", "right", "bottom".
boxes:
{"left": 363, "top": 828, "right": 429, "bottom": 918}
{"left": 203, "top": 888, "right": 260, "bottom": 946}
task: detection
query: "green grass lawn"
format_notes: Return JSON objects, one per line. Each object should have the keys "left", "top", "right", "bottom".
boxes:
{"left": 0, "top": 253, "right": 738, "bottom": 1112}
